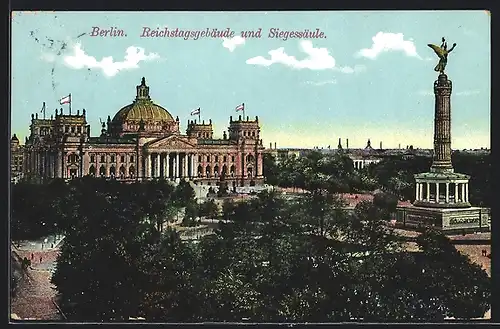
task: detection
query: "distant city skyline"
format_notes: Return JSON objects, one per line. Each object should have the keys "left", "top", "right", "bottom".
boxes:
{"left": 11, "top": 11, "right": 490, "bottom": 149}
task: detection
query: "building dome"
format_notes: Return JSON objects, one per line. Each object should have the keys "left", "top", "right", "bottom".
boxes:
{"left": 112, "top": 77, "right": 174, "bottom": 124}
{"left": 109, "top": 78, "right": 180, "bottom": 136}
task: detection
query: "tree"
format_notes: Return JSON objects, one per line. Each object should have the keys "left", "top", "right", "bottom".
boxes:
{"left": 173, "top": 180, "right": 195, "bottom": 206}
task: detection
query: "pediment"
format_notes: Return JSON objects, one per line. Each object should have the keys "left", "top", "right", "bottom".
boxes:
{"left": 146, "top": 135, "right": 196, "bottom": 149}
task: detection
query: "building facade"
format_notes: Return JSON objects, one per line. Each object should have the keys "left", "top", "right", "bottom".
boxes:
{"left": 10, "top": 134, "right": 24, "bottom": 183}
{"left": 21, "top": 78, "right": 265, "bottom": 187}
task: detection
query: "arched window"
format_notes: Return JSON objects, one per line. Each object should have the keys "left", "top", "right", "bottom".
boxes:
{"left": 119, "top": 165, "right": 126, "bottom": 178}
{"left": 206, "top": 165, "right": 211, "bottom": 177}
{"left": 197, "top": 165, "right": 203, "bottom": 177}
{"left": 99, "top": 165, "right": 106, "bottom": 177}
{"left": 129, "top": 165, "right": 136, "bottom": 178}
{"left": 109, "top": 166, "right": 116, "bottom": 178}
{"left": 230, "top": 165, "right": 235, "bottom": 177}
{"left": 89, "top": 165, "right": 96, "bottom": 176}
{"left": 214, "top": 165, "right": 219, "bottom": 178}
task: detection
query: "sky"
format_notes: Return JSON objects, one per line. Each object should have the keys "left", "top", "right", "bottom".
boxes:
{"left": 11, "top": 11, "right": 490, "bottom": 149}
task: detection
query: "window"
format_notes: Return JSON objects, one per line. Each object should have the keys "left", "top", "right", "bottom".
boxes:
{"left": 223, "top": 156, "right": 227, "bottom": 162}
{"left": 77, "top": 126, "right": 82, "bottom": 133}
{"left": 252, "top": 131, "right": 255, "bottom": 137}
{"left": 231, "top": 156, "right": 235, "bottom": 162}
{"left": 65, "top": 126, "right": 69, "bottom": 133}
{"left": 90, "top": 155, "right": 95, "bottom": 163}
{"left": 71, "top": 126, "right": 75, "bottom": 133}
{"left": 101, "top": 155, "right": 105, "bottom": 163}
{"left": 121, "top": 155, "right": 125, "bottom": 163}
{"left": 111, "top": 155, "right": 115, "bottom": 163}
{"left": 198, "top": 155, "right": 202, "bottom": 162}
{"left": 215, "top": 156, "right": 218, "bottom": 162}
{"left": 130, "top": 156, "right": 135, "bottom": 163}
{"left": 206, "top": 155, "right": 210, "bottom": 162}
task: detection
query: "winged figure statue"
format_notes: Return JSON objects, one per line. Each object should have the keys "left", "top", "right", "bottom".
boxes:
{"left": 428, "top": 37, "right": 456, "bottom": 74}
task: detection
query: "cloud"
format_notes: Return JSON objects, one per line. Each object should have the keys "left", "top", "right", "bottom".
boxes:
{"left": 222, "top": 36, "right": 246, "bottom": 52}
{"left": 338, "top": 64, "right": 366, "bottom": 74}
{"left": 247, "top": 40, "right": 335, "bottom": 70}
{"left": 246, "top": 40, "right": 363, "bottom": 74}
{"left": 304, "top": 79, "right": 337, "bottom": 86}
{"left": 40, "top": 52, "right": 56, "bottom": 62}
{"left": 357, "top": 32, "right": 421, "bottom": 59}
{"left": 62, "top": 43, "right": 160, "bottom": 77}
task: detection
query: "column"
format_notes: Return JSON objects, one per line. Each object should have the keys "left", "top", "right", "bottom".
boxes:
{"left": 435, "top": 183, "right": 440, "bottom": 203}
{"left": 155, "top": 153, "right": 160, "bottom": 178}
{"left": 62, "top": 152, "right": 66, "bottom": 179}
{"left": 454, "top": 183, "right": 459, "bottom": 203}
{"left": 426, "top": 183, "right": 430, "bottom": 201}
{"left": 257, "top": 153, "right": 263, "bottom": 176}
{"left": 461, "top": 183, "right": 465, "bottom": 202}
{"left": 445, "top": 183, "right": 449, "bottom": 203}
{"left": 145, "top": 153, "right": 151, "bottom": 178}
{"left": 415, "top": 183, "right": 419, "bottom": 201}
{"left": 175, "top": 153, "right": 180, "bottom": 178}
{"left": 183, "top": 154, "right": 188, "bottom": 177}
{"left": 191, "top": 154, "right": 195, "bottom": 177}
{"left": 465, "top": 183, "right": 469, "bottom": 203}
{"left": 166, "top": 153, "right": 170, "bottom": 179}
{"left": 125, "top": 154, "right": 130, "bottom": 178}
{"left": 419, "top": 183, "right": 423, "bottom": 201}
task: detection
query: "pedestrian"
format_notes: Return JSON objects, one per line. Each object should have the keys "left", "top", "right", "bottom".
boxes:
{"left": 31, "top": 253, "right": 34, "bottom": 260}
{"left": 40, "top": 256, "right": 42, "bottom": 263}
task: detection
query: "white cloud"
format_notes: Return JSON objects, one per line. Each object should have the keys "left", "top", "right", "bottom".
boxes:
{"left": 357, "top": 32, "right": 421, "bottom": 59}
{"left": 246, "top": 40, "right": 363, "bottom": 74}
{"left": 40, "top": 52, "right": 56, "bottom": 63}
{"left": 304, "top": 79, "right": 337, "bottom": 86}
{"left": 338, "top": 64, "right": 366, "bottom": 74}
{"left": 63, "top": 43, "right": 160, "bottom": 77}
{"left": 222, "top": 36, "right": 246, "bottom": 52}
{"left": 247, "top": 40, "right": 335, "bottom": 70}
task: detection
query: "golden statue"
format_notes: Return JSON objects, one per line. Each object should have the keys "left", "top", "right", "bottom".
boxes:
{"left": 428, "top": 37, "right": 456, "bottom": 74}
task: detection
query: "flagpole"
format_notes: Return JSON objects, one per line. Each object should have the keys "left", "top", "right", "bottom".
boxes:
{"left": 243, "top": 103, "right": 245, "bottom": 120}
{"left": 42, "top": 102, "right": 46, "bottom": 119}
{"left": 69, "top": 93, "right": 72, "bottom": 115}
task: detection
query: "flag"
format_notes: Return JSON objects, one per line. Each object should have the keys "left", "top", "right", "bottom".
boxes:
{"left": 59, "top": 94, "right": 71, "bottom": 105}
{"left": 235, "top": 103, "right": 244, "bottom": 112}
{"left": 190, "top": 108, "right": 200, "bottom": 116}
{"left": 40, "top": 102, "right": 45, "bottom": 113}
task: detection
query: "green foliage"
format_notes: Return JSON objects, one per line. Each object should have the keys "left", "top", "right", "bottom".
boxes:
{"left": 264, "top": 151, "right": 376, "bottom": 193}
{"left": 24, "top": 178, "right": 488, "bottom": 322}
{"left": 173, "top": 180, "right": 196, "bottom": 206}
{"left": 199, "top": 199, "right": 220, "bottom": 219}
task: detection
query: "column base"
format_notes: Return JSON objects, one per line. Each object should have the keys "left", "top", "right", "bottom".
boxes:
{"left": 413, "top": 200, "right": 472, "bottom": 209}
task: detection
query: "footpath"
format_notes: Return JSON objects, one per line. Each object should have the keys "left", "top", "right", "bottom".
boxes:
{"left": 11, "top": 235, "right": 66, "bottom": 321}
